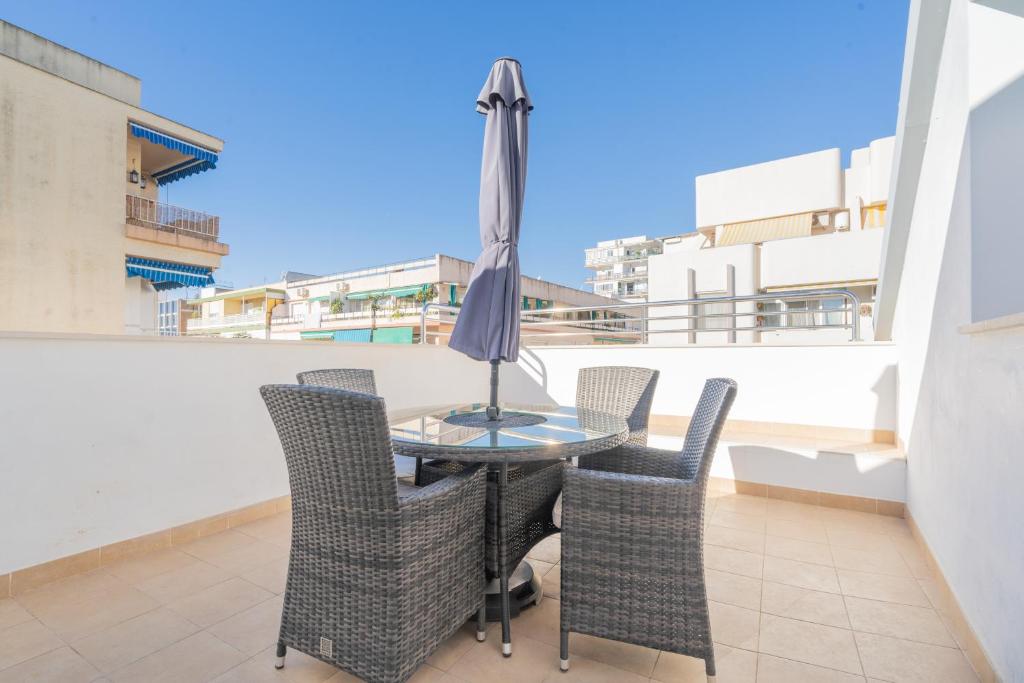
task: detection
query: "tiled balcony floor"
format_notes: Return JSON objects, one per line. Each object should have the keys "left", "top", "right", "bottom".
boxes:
{"left": 0, "top": 492, "right": 979, "bottom": 682}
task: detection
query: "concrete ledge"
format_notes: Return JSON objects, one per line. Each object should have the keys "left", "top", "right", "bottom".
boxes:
{"left": 651, "top": 413, "right": 896, "bottom": 445}
{"left": 958, "top": 311, "right": 1024, "bottom": 335}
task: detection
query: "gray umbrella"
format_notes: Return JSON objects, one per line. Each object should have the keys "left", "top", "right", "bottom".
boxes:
{"left": 448, "top": 57, "right": 532, "bottom": 419}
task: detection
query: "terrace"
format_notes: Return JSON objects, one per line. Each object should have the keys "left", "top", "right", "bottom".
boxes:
{"left": 1, "top": 2, "right": 1022, "bottom": 682}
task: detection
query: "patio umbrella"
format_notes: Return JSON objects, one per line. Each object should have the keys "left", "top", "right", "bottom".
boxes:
{"left": 448, "top": 57, "right": 532, "bottom": 420}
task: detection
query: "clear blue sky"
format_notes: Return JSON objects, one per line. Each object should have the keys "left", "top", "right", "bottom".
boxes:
{"left": 5, "top": 1, "right": 909, "bottom": 290}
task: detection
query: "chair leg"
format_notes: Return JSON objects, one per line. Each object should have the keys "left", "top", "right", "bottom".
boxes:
{"left": 476, "top": 604, "right": 487, "bottom": 642}
{"left": 275, "top": 641, "right": 286, "bottom": 669}
{"left": 705, "top": 649, "right": 716, "bottom": 682}
{"left": 560, "top": 628, "right": 569, "bottom": 671}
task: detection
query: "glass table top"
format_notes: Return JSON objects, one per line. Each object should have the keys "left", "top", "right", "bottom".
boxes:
{"left": 390, "top": 403, "right": 628, "bottom": 461}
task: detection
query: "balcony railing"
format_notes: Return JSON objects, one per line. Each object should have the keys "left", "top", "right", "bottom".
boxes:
{"left": 420, "top": 288, "right": 861, "bottom": 345}
{"left": 126, "top": 195, "right": 220, "bottom": 241}
{"left": 186, "top": 312, "right": 265, "bottom": 332}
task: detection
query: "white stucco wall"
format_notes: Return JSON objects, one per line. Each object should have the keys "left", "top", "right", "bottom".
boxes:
{"left": 760, "top": 229, "right": 884, "bottom": 289}
{"left": 516, "top": 343, "right": 897, "bottom": 433}
{"left": 0, "top": 334, "right": 555, "bottom": 575}
{"left": 695, "top": 148, "right": 842, "bottom": 228}
{"left": 888, "top": 1, "right": 1024, "bottom": 677}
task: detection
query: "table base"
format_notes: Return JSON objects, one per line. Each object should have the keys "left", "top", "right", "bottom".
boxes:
{"left": 482, "top": 560, "right": 542, "bottom": 621}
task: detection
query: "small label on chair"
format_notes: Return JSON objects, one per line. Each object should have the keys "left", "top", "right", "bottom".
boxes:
{"left": 319, "top": 637, "right": 333, "bottom": 658}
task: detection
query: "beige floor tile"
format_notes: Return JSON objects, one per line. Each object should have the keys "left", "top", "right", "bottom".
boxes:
{"left": 166, "top": 577, "right": 274, "bottom": 628}
{"left": 447, "top": 632, "right": 560, "bottom": 683}
{"left": 711, "top": 510, "right": 766, "bottom": 533}
{"left": 233, "top": 515, "right": 292, "bottom": 544}
{"left": 765, "top": 535, "right": 834, "bottom": 566}
{"left": 0, "top": 646, "right": 99, "bottom": 683}
{"left": 212, "top": 645, "right": 338, "bottom": 683}
{"left": 109, "top": 631, "right": 247, "bottom": 682}
{"left": 831, "top": 546, "right": 910, "bottom": 577}
{"left": 709, "top": 601, "right": 760, "bottom": 650}
{"left": 0, "top": 598, "right": 33, "bottom": 630}
{"left": 178, "top": 531, "right": 258, "bottom": 564}
{"left": 207, "top": 595, "right": 284, "bottom": 655}
{"left": 761, "top": 581, "right": 850, "bottom": 628}
{"left": 136, "top": 560, "right": 233, "bottom": 604}
{"left": 408, "top": 665, "right": 451, "bottom": 682}
{"left": 836, "top": 570, "right": 930, "bottom": 607}
{"left": 240, "top": 557, "right": 289, "bottom": 594}
{"left": 426, "top": 621, "right": 489, "bottom": 671}
{"left": 764, "top": 499, "right": 826, "bottom": 522}
{"left": 758, "top": 613, "right": 862, "bottom": 675}
{"left": 763, "top": 556, "right": 841, "bottom": 594}
{"left": 567, "top": 632, "right": 659, "bottom": 677}
{"left": 826, "top": 528, "right": 896, "bottom": 553}
{"left": 755, "top": 653, "right": 865, "bottom": 682}
{"left": 542, "top": 565, "right": 560, "bottom": 599}
{"left": 15, "top": 569, "right": 122, "bottom": 610}
{"left": 844, "top": 596, "right": 956, "bottom": 647}
{"left": 706, "top": 525, "right": 766, "bottom": 554}
{"left": 706, "top": 569, "right": 762, "bottom": 611}
{"left": 202, "top": 540, "right": 290, "bottom": 575}
{"left": 0, "top": 618, "right": 64, "bottom": 670}
{"left": 526, "top": 535, "right": 561, "bottom": 564}
{"left": 21, "top": 579, "right": 160, "bottom": 642}
{"left": 765, "top": 517, "right": 830, "bottom": 543}
{"left": 889, "top": 539, "right": 933, "bottom": 580}
{"left": 545, "top": 653, "right": 650, "bottom": 682}
{"left": 104, "top": 549, "right": 198, "bottom": 586}
{"left": 528, "top": 559, "right": 554, "bottom": 577}
{"left": 504, "top": 594, "right": 559, "bottom": 644}
{"left": 854, "top": 632, "right": 977, "bottom": 682}
{"left": 705, "top": 544, "right": 764, "bottom": 579}
{"left": 714, "top": 494, "right": 768, "bottom": 517}
{"left": 71, "top": 607, "right": 200, "bottom": 672}
{"left": 652, "top": 644, "right": 757, "bottom": 682}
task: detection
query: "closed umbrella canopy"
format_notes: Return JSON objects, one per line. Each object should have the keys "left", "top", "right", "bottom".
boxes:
{"left": 448, "top": 58, "right": 532, "bottom": 363}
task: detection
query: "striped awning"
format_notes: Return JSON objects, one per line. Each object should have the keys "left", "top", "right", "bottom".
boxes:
{"left": 126, "top": 256, "right": 215, "bottom": 291}
{"left": 716, "top": 213, "right": 813, "bottom": 247}
{"left": 129, "top": 123, "right": 219, "bottom": 185}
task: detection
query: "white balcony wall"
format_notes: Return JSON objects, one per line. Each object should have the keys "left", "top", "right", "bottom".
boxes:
{"left": 882, "top": 1, "right": 1024, "bottom": 677}
{"left": 696, "top": 148, "right": 842, "bottom": 228}
{"left": 760, "top": 229, "right": 884, "bottom": 289}
{"left": 0, "top": 333, "right": 551, "bottom": 576}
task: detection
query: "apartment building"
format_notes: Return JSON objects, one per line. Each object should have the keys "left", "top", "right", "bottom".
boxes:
{"left": 0, "top": 21, "right": 228, "bottom": 335}
{"left": 647, "top": 136, "right": 894, "bottom": 344}
{"left": 185, "top": 255, "right": 625, "bottom": 343}
{"left": 583, "top": 235, "right": 663, "bottom": 301}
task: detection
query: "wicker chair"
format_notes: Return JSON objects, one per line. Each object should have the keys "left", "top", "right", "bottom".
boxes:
{"left": 551, "top": 366, "right": 658, "bottom": 527}
{"left": 296, "top": 368, "right": 377, "bottom": 395}
{"left": 559, "top": 377, "right": 737, "bottom": 681}
{"left": 260, "top": 384, "right": 488, "bottom": 683}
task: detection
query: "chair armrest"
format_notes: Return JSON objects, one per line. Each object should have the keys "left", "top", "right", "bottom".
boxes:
{"left": 399, "top": 464, "right": 487, "bottom": 511}
{"left": 562, "top": 466, "right": 704, "bottom": 522}
{"left": 579, "top": 444, "right": 686, "bottom": 479}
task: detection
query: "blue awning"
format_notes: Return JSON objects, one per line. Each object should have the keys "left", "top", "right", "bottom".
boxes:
{"left": 126, "top": 256, "right": 215, "bottom": 291}
{"left": 129, "top": 123, "right": 219, "bottom": 185}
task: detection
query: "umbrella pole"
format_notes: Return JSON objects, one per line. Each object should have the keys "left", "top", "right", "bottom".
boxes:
{"left": 487, "top": 359, "right": 501, "bottom": 420}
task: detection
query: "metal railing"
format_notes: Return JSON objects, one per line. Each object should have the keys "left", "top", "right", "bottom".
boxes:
{"left": 419, "top": 288, "right": 861, "bottom": 346}
{"left": 185, "top": 311, "right": 266, "bottom": 331}
{"left": 126, "top": 195, "right": 220, "bottom": 241}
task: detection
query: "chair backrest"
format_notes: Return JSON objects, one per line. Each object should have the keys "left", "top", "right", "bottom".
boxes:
{"left": 260, "top": 384, "right": 399, "bottom": 511}
{"left": 576, "top": 366, "right": 659, "bottom": 445}
{"left": 680, "top": 378, "right": 737, "bottom": 484}
{"left": 296, "top": 368, "right": 377, "bottom": 395}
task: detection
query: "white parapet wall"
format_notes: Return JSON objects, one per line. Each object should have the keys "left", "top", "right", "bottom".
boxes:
{"left": 0, "top": 333, "right": 550, "bottom": 576}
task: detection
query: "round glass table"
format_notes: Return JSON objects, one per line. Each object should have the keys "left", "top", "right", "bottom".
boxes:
{"left": 390, "top": 403, "right": 628, "bottom": 656}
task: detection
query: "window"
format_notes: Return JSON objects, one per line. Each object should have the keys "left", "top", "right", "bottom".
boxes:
{"left": 697, "top": 291, "right": 731, "bottom": 330}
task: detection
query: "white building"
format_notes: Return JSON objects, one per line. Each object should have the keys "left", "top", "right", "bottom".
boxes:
{"left": 648, "top": 137, "right": 894, "bottom": 344}
{"left": 584, "top": 235, "right": 664, "bottom": 301}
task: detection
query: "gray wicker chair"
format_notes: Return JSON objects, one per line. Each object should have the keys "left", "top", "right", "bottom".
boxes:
{"left": 559, "top": 377, "right": 737, "bottom": 681}
{"left": 551, "top": 366, "right": 658, "bottom": 527}
{"left": 260, "top": 384, "right": 488, "bottom": 683}
{"left": 296, "top": 368, "right": 377, "bottom": 395}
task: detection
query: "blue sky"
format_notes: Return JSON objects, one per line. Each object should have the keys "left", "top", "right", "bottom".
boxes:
{"left": 5, "top": 1, "right": 909, "bottom": 290}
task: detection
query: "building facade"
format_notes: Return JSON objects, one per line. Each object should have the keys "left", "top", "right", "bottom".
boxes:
{"left": 0, "top": 21, "right": 228, "bottom": 336}
{"left": 584, "top": 235, "right": 663, "bottom": 301}
{"left": 647, "top": 137, "right": 894, "bottom": 344}
{"left": 185, "top": 255, "right": 627, "bottom": 344}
